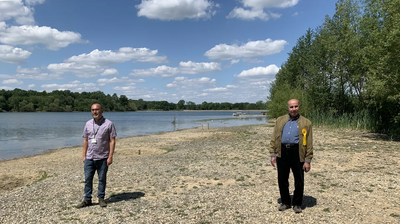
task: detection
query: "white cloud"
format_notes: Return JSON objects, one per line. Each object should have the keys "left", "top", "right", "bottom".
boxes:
{"left": 249, "top": 80, "right": 273, "bottom": 85}
{"left": 205, "top": 64, "right": 279, "bottom": 103}
{"left": 292, "top": 12, "right": 298, "bottom": 16}
{"left": 97, "top": 76, "right": 144, "bottom": 86}
{"left": 227, "top": 8, "right": 269, "bottom": 21}
{"left": 190, "top": 64, "right": 280, "bottom": 103}
{"left": 227, "top": 0, "right": 297, "bottom": 21}
{"left": 205, "top": 39, "right": 287, "bottom": 60}
{"left": 230, "top": 59, "right": 240, "bottom": 65}
{"left": 227, "top": 8, "right": 281, "bottom": 21}
{"left": 131, "top": 61, "right": 221, "bottom": 77}
{"left": 178, "top": 61, "right": 221, "bottom": 74}
{"left": 41, "top": 81, "right": 98, "bottom": 92}
{"left": 48, "top": 47, "right": 167, "bottom": 77}
{"left": 0, "top": 22, "right": 85, "bottom": 50}
{"left": 2, "top": 79, "right": 23, "bottom": 84}
{"left": 203, "top": 87, "right": 228, "bottom": 92}
{"left": 243, "top": 58, "right": 264, "bottom": 63}
{"left": 0, "top": 0, "right": 35, "bottom": 25}
{"left": 131, "top": 65, "right": 179, "bottom": 77}
{"left": 114, "top": 85, "right": 136, "bottom": 92}
{"left": 166, "top": 76, "right": 216, "bottom": 89}
{"left": 17, "top": 65, "right": 40, "bottom": 73}
{"left": 0, "top": 45, "right": 31, "bottom": 63}
{"left": 101, "top": 68, "right": 119, "bottom": 76}
{"left": 241, "top": 0, "right": 299, "bottom": 9}
{"left": 136, "top": 0, "right": 218, "bottom": 20}
{"left": 113, "top": 85, "right": 176, "bottom": 101}
{"left": 25, "top": 0, "right": 45, "bottom": 6}
{"left": 0, "top": 73, "right": 62, "bottom": 80}
{"left": 226, "top": 85, "right": 238, "bottom": 88}
{"left": 203, "top": 85, "right": 238, "bottom": 92}
{"left": 0, "top": 85, "right": 14, "bottom": 90}
{"left": 65, "top": 48, "right": 167, "bottom": 65}
{"left": 47, "top": 62, "right": 104, "bottom": 76}
{"left": 234, "top": 64, "right": 280, "bottom": 78}
{"left": 28, "top": 83, "right": 35, "bottom": 89}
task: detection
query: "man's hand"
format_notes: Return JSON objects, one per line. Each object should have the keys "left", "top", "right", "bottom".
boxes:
{"left": 107, "top": 157, "right": 113, "bottom": 166}
{"left": 270, "top": 157, "right": 277, "bottom": 167}
{"left": 303, "top": 162, "right": 311, "bottom": 172}
{"left": 82, "top": 157, "right": 86, "bottom": 163}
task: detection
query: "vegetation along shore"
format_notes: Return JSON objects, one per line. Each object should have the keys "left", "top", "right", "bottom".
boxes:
{"left": 1, "top": 124, "right": 399, "bottom": 223}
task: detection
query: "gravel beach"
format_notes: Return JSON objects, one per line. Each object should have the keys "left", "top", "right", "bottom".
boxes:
{"left": 1, "top": 124, "right": 399, "bottom": 223}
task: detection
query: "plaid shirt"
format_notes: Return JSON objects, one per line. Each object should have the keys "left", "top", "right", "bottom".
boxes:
{"left": 82, "top": 117, "right": 117, "bottom": 160}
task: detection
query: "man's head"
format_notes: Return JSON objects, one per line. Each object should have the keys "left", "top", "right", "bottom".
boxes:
{"left": 287, "top": 99, "right": 300, "bottom": 118}
{"left": 91, "top": 103, "right": 104, "bottom": 121}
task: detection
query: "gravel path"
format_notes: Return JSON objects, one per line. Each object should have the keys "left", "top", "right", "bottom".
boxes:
{"left": 0, "top": 124, "right": 399, "bottom": 223}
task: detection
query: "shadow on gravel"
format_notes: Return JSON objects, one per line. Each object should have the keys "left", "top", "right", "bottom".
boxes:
{"left": 277, "top": 195, "right": 317, "bottom": 210}
{"left": 301, "top": 195, "right": 317, "bottom": 209}
{"left": 106, "top": 192, "right": 145, "bottom": 204}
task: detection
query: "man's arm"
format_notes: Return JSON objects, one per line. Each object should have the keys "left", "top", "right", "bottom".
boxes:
{"left": 83, "top": 137, "right": 88, "bottom": 163}
{"left": 270, "top": 123, "right": 278, "bottom": 167}
{"left": 302, "top": 122, "right": 313, "bottom": 172}
{"left": 107, "top": 137, "right": 116, "bottom": 166}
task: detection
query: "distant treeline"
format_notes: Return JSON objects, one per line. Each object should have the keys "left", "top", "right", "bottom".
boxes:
{"left": 0, "top": 89, "right": 266, "bottom": 112}
{"left": 267, "top": 0, "right": 400, "bottom": 134}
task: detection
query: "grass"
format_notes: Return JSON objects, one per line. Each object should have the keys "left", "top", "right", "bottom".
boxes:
{"left": 32, "top": 171, "right": 52, "bottom": 185}
{"left": 165, "top": 148, "right": 175, "bottom": 153}
{"left": 307, "top": 109, "right": 377, "bottom": 131}
{"left": 236, "top": 176, "right": 245, "bottom": 182}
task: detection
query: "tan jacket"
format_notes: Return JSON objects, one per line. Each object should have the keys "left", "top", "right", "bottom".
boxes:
{"left": 269, "top": 114, "right": 313, "bottom": 163}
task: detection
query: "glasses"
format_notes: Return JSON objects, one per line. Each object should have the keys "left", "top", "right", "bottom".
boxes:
{"left": 91, "top": 109, "right": 101, "bottom": 111}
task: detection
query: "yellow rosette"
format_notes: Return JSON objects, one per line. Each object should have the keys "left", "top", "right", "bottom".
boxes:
{"left": 302, "top": 129, "right": 307, "bottom": 146}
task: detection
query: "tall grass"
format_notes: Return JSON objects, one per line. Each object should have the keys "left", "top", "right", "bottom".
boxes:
{"left": 306, "top": 109, "right": 378, "bottom": 132}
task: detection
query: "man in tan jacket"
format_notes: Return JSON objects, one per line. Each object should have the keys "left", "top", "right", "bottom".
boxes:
{"left": 270, "top": 99, "right": 313, "bottom": 213}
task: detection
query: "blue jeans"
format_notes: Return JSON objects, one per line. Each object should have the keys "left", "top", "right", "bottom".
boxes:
{"left": 84, "top": 158, "right": 108, "bottom": 201}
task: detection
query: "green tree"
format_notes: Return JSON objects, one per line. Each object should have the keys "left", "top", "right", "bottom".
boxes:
{"left": 177, "top": 100, "right": 185, "bottom": 110}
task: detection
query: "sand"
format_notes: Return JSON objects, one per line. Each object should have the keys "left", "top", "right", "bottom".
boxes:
{"left": 0, "top": 124, "right": 399, "bottom": 223}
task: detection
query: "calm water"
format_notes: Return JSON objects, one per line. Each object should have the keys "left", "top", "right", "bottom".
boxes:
{"left": 0, "top": 111, "right": 267, "bottom": 161}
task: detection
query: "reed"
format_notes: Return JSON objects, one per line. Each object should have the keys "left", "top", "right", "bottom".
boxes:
{"left": 306, "top": 109, "right": 377, "bottom": 132}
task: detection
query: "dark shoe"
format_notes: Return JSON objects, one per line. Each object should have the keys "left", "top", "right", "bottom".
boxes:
{"left": 99, "top": 198, "right": 107, "bottom": 207}
{"left": 278, "top": 204, "right": 291, "bottom": 211}
{"left": 293, "top": 205, "right": 302, "bottom": 213}
{"left": 76, "top": 200, "right": 92, "bottom": 208}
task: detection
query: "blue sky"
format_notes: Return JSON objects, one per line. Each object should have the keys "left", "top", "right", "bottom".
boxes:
{"left": 0, "top": 0, "right": 337, "bottom": 103}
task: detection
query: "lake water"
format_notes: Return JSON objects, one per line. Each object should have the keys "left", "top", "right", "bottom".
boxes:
{"left": 0, "top": 111, "right": 267, "bottom": 161}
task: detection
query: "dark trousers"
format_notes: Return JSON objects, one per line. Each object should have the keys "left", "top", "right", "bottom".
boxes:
{"left": 277, "top": 145, "right": 304, "bottom": 206}
{"left": 84, "top": 158, "right": 108, "bottom": 201}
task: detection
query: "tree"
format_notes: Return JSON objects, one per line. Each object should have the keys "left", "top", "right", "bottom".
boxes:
{"left": 177, "top": 100, "right": 185, "bottom": 110}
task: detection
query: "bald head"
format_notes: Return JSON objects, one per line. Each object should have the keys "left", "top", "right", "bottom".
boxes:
{"left": 287, "top": 99, "right": 300, "bottom": 118}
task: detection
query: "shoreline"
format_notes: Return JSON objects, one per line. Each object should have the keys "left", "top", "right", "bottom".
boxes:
{"left": 1, "top": 124, "right": 399, "bottom": 223}
{"left": 0, "top": 109, "right": 266, "bottom": 113}
{"left": 0, "top": 111, "right": 267, "bottom": 162}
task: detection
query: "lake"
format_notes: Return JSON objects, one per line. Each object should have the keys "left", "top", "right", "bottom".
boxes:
{"left": 0, "top": 111, "right": 267, "bottom": 161}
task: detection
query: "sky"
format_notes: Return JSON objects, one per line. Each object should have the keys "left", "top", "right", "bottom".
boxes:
{"left": 0, "top": 0, "right": 338, "bottom": 104}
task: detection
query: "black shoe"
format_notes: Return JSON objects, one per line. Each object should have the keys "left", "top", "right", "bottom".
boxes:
{"left": 278, "top": 204, "right": 291, "bottom": 211}
{"left": 99, "top": 198, "right": 107, "bottom": 207}
{"left": 76, "top": 200, "right": 92, "bottom": 208}
{"left": 293, "top": 205, "right": 302, "bottom": 213}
